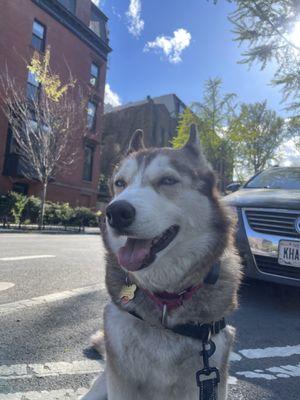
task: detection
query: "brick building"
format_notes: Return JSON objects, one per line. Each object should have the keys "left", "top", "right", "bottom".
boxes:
{"left": 0, "top": 0, "right": 111, "bottom": 208}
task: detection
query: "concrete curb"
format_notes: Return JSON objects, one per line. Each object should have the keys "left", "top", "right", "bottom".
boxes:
{"left": 0, "top": 228, "right": 100, "bottom": 235}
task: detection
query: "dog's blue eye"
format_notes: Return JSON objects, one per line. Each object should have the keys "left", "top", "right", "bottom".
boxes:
{"left": 115, "top": 179, "right": 126, "bottom": 188}
{"left": 159, "top": 177, "right": 179, "bottom": 186}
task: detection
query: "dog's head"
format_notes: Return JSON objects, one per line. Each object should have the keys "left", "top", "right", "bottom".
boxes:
{"left": 105, "top": 126, "right": 230, "bottom": 292}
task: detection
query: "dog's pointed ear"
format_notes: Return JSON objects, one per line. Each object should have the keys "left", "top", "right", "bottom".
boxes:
{"left": 127, "top": 129, "right": 145, "bottom": 154}
{"left": 183, "top": 124, "right": 202, "bottom": 158}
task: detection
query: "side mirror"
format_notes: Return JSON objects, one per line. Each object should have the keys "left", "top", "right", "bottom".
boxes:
{"left": 226, "top": 183, "right": 241, "bottom": 193}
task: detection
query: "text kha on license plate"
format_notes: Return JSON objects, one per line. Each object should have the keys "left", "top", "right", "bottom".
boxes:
{"left": 278, "top": 240, "right": 300, "bottom": 267}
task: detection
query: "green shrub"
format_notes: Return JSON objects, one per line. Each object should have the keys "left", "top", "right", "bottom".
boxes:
{"left": 11, "top": 193, "right": 28, "bottom": 225}
{"left": 69, "top": 207, "right": 98, "bottom": 227}
{"left": 0, "top": 192, "right": 28, "bottom": 224}
{"left": 0, "top": 193, "right": 98, "bottom": 227}
{"left": 24, "top": 196, "right": 41, "bottom": 223}
{"left": 43, "top": 202, "right": 73, "bottom": 225}
{"left": 0, "top": 194, "right": 11, "bottom": 221}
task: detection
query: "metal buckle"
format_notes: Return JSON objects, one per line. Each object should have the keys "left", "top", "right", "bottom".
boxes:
{"left": 196, "top": 367, "right": 220, "bottom": 386}
{"left": 162, "top": 304, "right": 168, "bottom": 326}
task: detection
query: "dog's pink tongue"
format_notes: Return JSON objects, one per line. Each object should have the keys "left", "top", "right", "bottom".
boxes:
{"left": 117, "top": 238, "right": 152, "bottom": 271}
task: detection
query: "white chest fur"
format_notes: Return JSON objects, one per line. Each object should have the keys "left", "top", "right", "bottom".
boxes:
{"left": 104, "top": 303, "right": 234, "bottom": 400}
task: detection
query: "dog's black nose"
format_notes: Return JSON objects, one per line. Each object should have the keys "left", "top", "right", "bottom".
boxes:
{"left": 106, "top": 200, "right": 136, "bottom": 230}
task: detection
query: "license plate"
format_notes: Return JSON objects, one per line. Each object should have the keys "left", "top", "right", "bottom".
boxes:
{"left": 278, "top": 240, "right": 300, "bottom": 267}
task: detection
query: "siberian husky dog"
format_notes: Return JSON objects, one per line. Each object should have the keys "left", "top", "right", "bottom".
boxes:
{"left": 83, "top": 126, "right": 242, "bottom": 400}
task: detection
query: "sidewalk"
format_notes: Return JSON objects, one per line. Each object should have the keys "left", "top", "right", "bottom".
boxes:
{"left": 0, "top": 225, "right": 100, "bottom": 235}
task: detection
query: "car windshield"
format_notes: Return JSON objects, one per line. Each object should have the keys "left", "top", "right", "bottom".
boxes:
{"left": 245, "top": 168, "right": 300, "bottom": 190}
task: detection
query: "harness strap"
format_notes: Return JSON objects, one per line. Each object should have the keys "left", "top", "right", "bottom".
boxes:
{"left": 172, "top": 318, "right": 226, "bottom": 341}
{"left": 128, "top": 309, "right": 226, "bottom": 342}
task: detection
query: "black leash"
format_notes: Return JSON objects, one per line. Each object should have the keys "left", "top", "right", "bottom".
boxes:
{"left": 197, "top": 337, "right": 220, "bottom": 399}
{"left": 172, "top": 318, "right": 224, "bottom": 400}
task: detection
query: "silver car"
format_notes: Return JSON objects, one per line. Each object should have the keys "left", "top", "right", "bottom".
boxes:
{"left": 224, "top": 167, "right": 300, "bottom": 287}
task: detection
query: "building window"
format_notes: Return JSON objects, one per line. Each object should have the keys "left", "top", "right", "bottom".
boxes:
{"left": 90, "top": 63, "right": 99, "bottom": 87}
{"left": 89, "top": 8, "right": 107, "bottom": 41}
{"left": 26, "top": 71, "right": 39, "bottom": 101}
{"left": 87, "top": 101, "right": 97, "bottom": 129}
{"left": 57, "top": 0, "right": 76, "bottom": 13}
{"left": 31, "top": 20, "right": 45, "bottom": 51}
{"left": 83, "top": 145, "right": 94, "bottom": 181}
{"left": 12, "top": 183, "right": 29, "bottom": 195}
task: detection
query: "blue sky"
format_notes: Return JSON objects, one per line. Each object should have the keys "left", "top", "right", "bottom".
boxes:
{"left": 101, "top": 0, "right": 285, "bottom": 115}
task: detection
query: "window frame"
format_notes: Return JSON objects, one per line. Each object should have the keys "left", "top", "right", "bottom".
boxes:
{"left": 26, "top": 71, "right": 40, "bottom": 101}
{"left": 90, "top": 62, "right": 100, "bottom": 87}
{"left": 89, "top": 7, "right": 107, "bottom": 42}
{"left": 87, "top": 100, "right": 97, "bottom": 130}
{"left": 83, "top": 144, "right": 95, "bottom": 182}
{"left": 31, "top": 19, "right": 46, "bottom": 52}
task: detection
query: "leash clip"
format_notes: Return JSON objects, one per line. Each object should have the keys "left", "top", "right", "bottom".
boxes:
{"left": 196, "top": 338, "right": 220, "bottom": 399}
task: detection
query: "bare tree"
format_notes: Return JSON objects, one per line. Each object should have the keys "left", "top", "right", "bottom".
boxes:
{"left": 0, "top": 52, "right": 87, "bottom": 226}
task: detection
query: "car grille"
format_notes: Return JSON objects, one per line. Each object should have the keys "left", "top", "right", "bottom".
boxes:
{"left": 254, "top": 255, "right": 300, "bottom": 280}
{"left": 245, "top": 209, "right": 300, "bottom": 238}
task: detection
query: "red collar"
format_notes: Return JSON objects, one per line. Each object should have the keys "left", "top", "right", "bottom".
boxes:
{"left": 142, "top": 282, "right": 203, "bottom": 312}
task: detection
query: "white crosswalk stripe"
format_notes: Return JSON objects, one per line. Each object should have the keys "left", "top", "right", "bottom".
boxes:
{"left": 0, "top": 255, "right": 56, "bottom": 261}
{"left": 0, "top": 284, "right": 103, "bottom": 316}
{"left": 0, "top": 344, "right": 299, "bottom": 398}
{"left": 236, "top": 362, "right": 300, "bottom": 381}
{"left": 231, "top": 344, "right": 300, "bottom": 361}
{"left": 0, "top": 388, "right": 88, "bottom": 400}
{"left": 238, "top": 344, "right": 300, "bottom": 360}
{"left": 0, "top": 359, "right": 104, "bottom": 380}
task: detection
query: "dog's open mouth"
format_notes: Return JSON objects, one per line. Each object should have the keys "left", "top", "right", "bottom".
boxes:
{"left": 117, "top": 225, "right": 180, "bottom": 271}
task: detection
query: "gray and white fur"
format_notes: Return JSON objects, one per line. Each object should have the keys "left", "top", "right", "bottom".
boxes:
{"left": 82, "top": 126, "right": 242, "bottom": 400}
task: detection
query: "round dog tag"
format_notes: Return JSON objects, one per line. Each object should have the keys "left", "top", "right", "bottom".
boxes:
{"left": 120, "top": 284, "right": 137, "bottom": 303}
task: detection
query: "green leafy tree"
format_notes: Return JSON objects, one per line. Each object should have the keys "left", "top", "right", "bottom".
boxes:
{"left": 228, "top": 0, "right": 300, "bottom": 113}
{"left": 230, "top": 101, "right": 285, "bottom": 174}
{"left": 192, "top": 78, "right": 236, "bottom": 169}
{"left": 173, "top": 78, "right": 237, "bottom": 190}
{"left": 171, "top": 108, "right": 200, "bottom": 148}
{"left": 286, "top": 115, "right": 300, "bottom": 149}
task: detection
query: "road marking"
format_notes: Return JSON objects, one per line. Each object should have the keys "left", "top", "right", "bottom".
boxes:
{"left": 239, "top": 344, "right": 300, "bottom": 360}
{"left": 0, "top": 282, "right": 15, "bottom": 292}
{"left": 0, "top": 359, "right": 104, "bottom": 380}
{"left": 237, "top": 362, "right": 300, "bottom": 381}
{"left": 230, "top": 352, "right": 242, "bottom": 362}
{"left": 0, "top": 388, "right": 88, "bottom": 399}
{"left": 0, "top": 284, "right": 103, "bottom": 315}
{"left": 228, "top": 376, "right": 238, "bottom": 385}
{"left": 0, "top": 255, "right": 56, "bottom": 261}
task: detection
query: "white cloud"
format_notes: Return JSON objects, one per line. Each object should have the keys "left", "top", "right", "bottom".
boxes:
{"left": 104, "top": 84, "right": 121, "bottom": 108}
{"left": 276, "top": 139, "right": 300, "bottom": 166}
{"left": 112, "top": 6, "right": 122, "bottom": 20}
{"left": 126, "top": 0, "right": 145, "bottom": 38}
{"left": 144, "top": 28, "right": 192, "bottom": 64}
{"left": 91, "top": 0, "right": 101, "bottom": 7}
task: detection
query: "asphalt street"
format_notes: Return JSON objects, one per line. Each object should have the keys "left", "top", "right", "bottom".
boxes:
{"left": 0, "top": 233, "right": 299, "bottom": 399}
